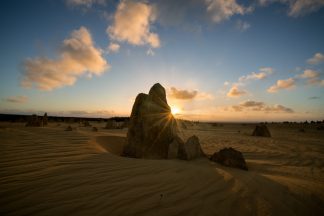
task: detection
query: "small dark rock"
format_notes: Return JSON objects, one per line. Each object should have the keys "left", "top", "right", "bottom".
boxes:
{"left": 92, "top": 127, "right": 98, "bottom": 132}
{"left": 317, "top": 125, "right": 324, "bottom": 130}
{"left": 178, "top": 135, "right": 205, "bottom": 160}
{"left": 252, "top": 124, "right": 271, "bottom": 137}
{"left": 210, "top": 147, "right": 248, "bottom": 170}
{"left": 65, "top": 126, "right": 73, "bottom": 131}
{"left": 299, "top": 128, "right": 305, "bottom": 133}
{"left": 25, "top": 114, "right": 43, "bottom": 127}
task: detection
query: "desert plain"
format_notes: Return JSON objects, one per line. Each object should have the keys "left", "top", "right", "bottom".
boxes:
{"left": 1, "top": 121, "right": 323, "bottom": 215}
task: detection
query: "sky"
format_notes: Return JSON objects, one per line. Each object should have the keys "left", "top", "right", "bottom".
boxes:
{"left": 1, "top": 0, "right": 324, "bottom": 122}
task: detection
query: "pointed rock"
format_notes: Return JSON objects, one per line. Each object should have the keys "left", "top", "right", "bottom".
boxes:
{"left": 123, "top": 83, "right": 177, "bottom": 159}
{"left": 178, "top": 135, "right": 204, "bottom": 160}
{"left": 252, "top": 124, "right": 271, "bottom": 137}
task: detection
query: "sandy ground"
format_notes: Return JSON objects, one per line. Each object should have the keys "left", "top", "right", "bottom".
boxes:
{"left": 1, "top": 122, "right": 324, "bottom": 215}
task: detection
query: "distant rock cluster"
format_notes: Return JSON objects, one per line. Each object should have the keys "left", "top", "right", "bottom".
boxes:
{"left": 105, "top": 120, "right": 127, "bottom": 129}
{"left": 25, "top": 113, "right": 48, "bottom": 127}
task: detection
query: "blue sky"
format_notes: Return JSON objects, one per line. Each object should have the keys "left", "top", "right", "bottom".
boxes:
{"left": 1, "top": 0, "right": 324, "bottom": 121}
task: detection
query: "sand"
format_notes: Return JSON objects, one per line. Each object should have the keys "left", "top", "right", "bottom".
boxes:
{"left": 1, "top": 122, "right": 324, "bottom": 215}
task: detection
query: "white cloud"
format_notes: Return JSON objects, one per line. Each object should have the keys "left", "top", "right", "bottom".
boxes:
{"left": 22, "top": 27, "right": 109, "bottom": 91}
{"left": 230, "top": 100, "right": 294, "bottom": 113}
{"left": 4, "top": 96, "right": 28, "bottom": 104}
{"left": 239, "top": 67, "right": 273, "bottom": 82}
{"left": 108, "top": 42, "right": 120, "bottom": 53}
{"left": 107, "top": 0, "right": 160, "bottom": 48}
{"left": 259, "top": 0, "right": 324, "bottom": 17}
{"left": 205, "top": 0, "right": 250, "bottom": 23}
{"left": 236, "top": 20, "right": 251, "bottom": 31}
{"left": 267, "top": 78, "right": 296, "bottom": 93}
{"left": 307, "top": 52, "right": 324, "bottom": 65}
{"left": 227, "top": 85, "right": 247, "bottom": 97}
{"left": 66, "top": 0, "right": 106, "bottom": 8}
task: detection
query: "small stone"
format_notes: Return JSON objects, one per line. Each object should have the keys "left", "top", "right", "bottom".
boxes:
{"left": 178, "top": 135, "right": 204, "bottom": 160}
{"left": 252, "top": 124, "right": 271, "bottom": 137}
{"left": 210, "top": 147, "right": 248, "bottom": 170}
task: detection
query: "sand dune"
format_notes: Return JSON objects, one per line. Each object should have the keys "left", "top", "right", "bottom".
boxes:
{"left": 1, "top": 122, "right": 323, "bottom": 215}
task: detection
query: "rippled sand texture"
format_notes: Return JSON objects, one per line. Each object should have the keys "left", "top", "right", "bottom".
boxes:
{"left": 1, "top": 122, "right": 323, "bottom": 215}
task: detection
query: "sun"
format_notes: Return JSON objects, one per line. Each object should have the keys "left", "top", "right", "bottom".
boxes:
{"left": 171, "top": 106, "right": 180, "bottom": 115}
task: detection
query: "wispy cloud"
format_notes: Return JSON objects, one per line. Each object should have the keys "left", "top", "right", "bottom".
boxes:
{"left": 107, "top": 0, "right": 160, "bottom": 48}
{"left": 205, "top": 0, "right": 252, "bottom": 23}
{"left": 108, "top": 42, "right": 120, "bottom": 53}
{"left": 308, "top": 96, "right": 320, "bottom": 100}
{"left": 22, "top": 26, "right": 109, "bottom": 91}
{"left": 227, "top": 85, "right": 247, "bottom": 97}
{"left": 235, "top": 20, "right": 251, "bottom": 32}
{"left": 66, "top": 0, "right": 106, "bottom": 8}
{"left": 239, "top": 67, "right": 273, "bottom": 82}
{"left": 3, "top": 96, "right": 28, "bottom": 104}
{"left": 259, "top": 0, "right": 324, "bottom": 17}
{"left": 230, "top": 100, "right": 294, "bottom": 113}
{"left": 307, "top": 52, "right": 324, "bottom": 65}
{"left": 225, "top": 67, "right": 273, "bottom": 97}
{"left": 299, "top": 69, "right": 319, "bottom": 79}
{"left": 146, "top": 48, "right": 155, "bottom": 56}
{"left": 267, "top": 78, "right": 296, "bottom": 93}
{"left": 169, "top": 87, "right": 213, "bottom": 100}
{"left": 299, "top": 69, "right": 324, "bottom": 86}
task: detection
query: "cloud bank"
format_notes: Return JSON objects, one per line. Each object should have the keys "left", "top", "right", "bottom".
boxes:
{"left": 4, "top": 96, "right": 28, "bottom": 104}
{"left": 231, "top": 100, "right": 294, "bottom": 113}
{"left": 22, "top": 27, "right": 109, "bottom": 91}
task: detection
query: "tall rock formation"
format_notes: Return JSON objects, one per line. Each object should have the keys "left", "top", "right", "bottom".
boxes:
{"left": 123, "top": 83, "right": 177, "bottom": 159}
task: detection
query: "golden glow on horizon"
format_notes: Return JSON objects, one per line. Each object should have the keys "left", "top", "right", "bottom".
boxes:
{"left": 171, "top": 106, "right": 181, "bottom": 115}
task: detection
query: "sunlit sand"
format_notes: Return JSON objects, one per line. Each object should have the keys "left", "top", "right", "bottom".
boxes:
{"left": 1, "top": 121, "right": 323, "bottom": 215}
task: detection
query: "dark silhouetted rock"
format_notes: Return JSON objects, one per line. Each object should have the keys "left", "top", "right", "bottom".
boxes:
{"left": 92, "top": 127, "right": 98, "bottom": 132}
{"left": 123, "top": 83, "right": 177, "bottom": 159}
{"left": 167, "top": 136, "right": 184, "bottom": 159}
{"left": 179, "top": 121, "right": 187, "bottom": 129}
{"left": 317, "top": 125, "right": 324, "bottom": 130}
{"left": 252, "top": 125, "right": 271, "bottom": 137}
{"left": 25, "top": 114, "right": 43, "bottom": 127}
{"left": 178, "top": 135, "right": 204, "bottom": 160}
{"left": 82, "top": 121, "right": 91, "bottom": 127}
{"left": 65, "top": 126, "right": 73, "bottom": 131}
{"left": 210, "top": 147, "right": 248, "bottom": 170}
{"left": 43, "top": 112, "right": 48, "bottom": 126}
{"left": 299, "top": 128, "right": 305, "bottom": 133}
